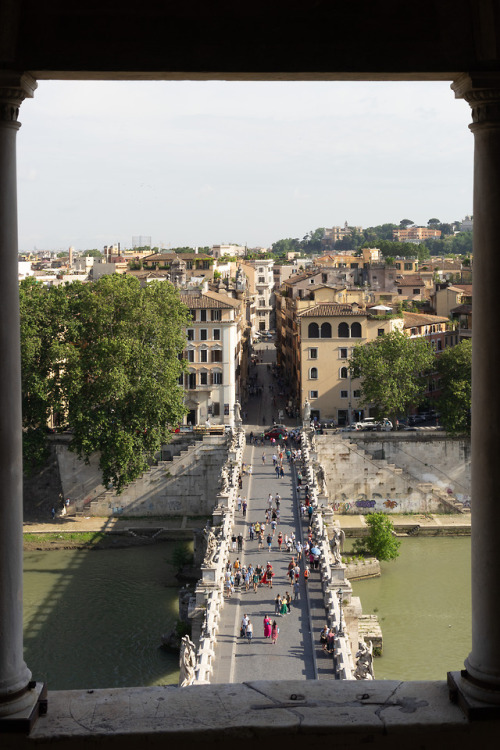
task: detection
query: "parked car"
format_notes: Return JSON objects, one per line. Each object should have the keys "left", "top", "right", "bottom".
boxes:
{"left": 264, "top": 425, "right": 288, "bottom": 440}
{"left": 354, "top": 418, "right": 378, "bottom": 431}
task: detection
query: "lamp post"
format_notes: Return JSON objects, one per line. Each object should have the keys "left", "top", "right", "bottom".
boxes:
{"left": 337, "top": 588, "right": 345, "bottom": 637}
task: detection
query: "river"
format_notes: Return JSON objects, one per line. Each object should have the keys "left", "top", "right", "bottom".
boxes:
{"left": 23, "top": 544, "right": 181, "bottom": 690}
{"left": 23, "top": 537, "right": 471, "bottom": 688}
{"left": 350, "top": 536, "right": 471, "bottom": 680}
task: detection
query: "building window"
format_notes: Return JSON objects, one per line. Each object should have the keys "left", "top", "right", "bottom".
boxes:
{"left": 187, "top": 349, "right": 195, "bottom": 362}
{"left": 310, "top": 367, "right": 318, "bottom": 380}
{"left": 309, "top": 348, "right": 318, "bottom": 359}
{"left": 353, "top": 389, "right": 361, "bottom": 398}
{"left": 258, "top": 276, "right": 265, "bottom": 283}
{"left": 259, "top": 299, "right": 266, "bottom": 307}
{"left": 211, "top": 350, "right": 222, "bottom": 363}
{"left": 188, "top": 372, "right": 196, "bottom": 389}
{"left": 308, "top": 322, "right": 319, "bottom": 338}
{"left": 187, "top": 329, "right": 194, "bottom": 341}
{"left": 378, "top": 328, "right": 384, "bottom": 337}
{"left": 200, "top": 371, "right": 208, "bottom": 385}
{"left": 212, "top": 371, "right": 223, "bottom": 385}
{"left": 200, "top": 348, "right": 208, "bottom": 363}
{"left": 309, "top": 390, "right": 318, "bottom": 399}
{"left": 202, "top": 260, "right": 210, "bottom": 270}
{"left": 189, "top": 309, "right": 197, "bottom": 321}
{"left": 397, "top": 289, "right": 402, "bottom": 295}
{"left": 200, "top": 329, "right": 208, "bottom": 341}
{"left": 339, "top": 348, "right": 348, "bottom": 359}
{"left": 338, "top": 322, "right": 349, "bottom": 338}
{"left": 340, "top": 367, "right": 348, "bottom": 379}
{"left": 212, "top": 402, "right": 220, "bottom": 416}
{"left": 437, "top": 339, "right": 442, "bottom": 351}
{"left": 320, "top": 322, "right": 332, "bottom": 338}
{"left": 178, "top": 373, "right": 184, "bottom": 385}
{"left": 211, "top": 309, "right": 222, "bottom": 321}
{"left": 213, "top": 329, "right": 221, "bottom": 340}
{"left": 413, "top": 289, "right": 420, "bottom": 295}
{"left": 405, "top": 262, "right": 413, "bottom": 270}
{"left": 200, "top": 309, "right": 207, "bottom": 322}
{"left": 340, "top": 390, "right": 348, "bottom": 398}
{"left": 350, "top": 322, "right": 362, "bottom": 338}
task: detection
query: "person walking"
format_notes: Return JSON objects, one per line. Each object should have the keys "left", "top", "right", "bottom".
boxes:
{"left": 237, "top": 534, "right": 243, "bottom": 552}
{"left": 280, "top": 465, "right": 284, "bottom": 478}
{"left": 275, "top": 464, "right": 280, "bottom": 478}
{"left": 252, "top": 569, "right": 259, "bottom": 593}
{"left": 242, "top": 498, "right": 247, "bottom": 517}
{"left": 241, "top": 613, "right": 249, "bottom": 638}
{"left": 263, "top": 615, "right": 272, "bottom": 639}
{"left": 267, "top": 533, "right": 272, "bottom": 552}
{"left": 280, "top": 596, "right": 288, "bottom": 617}
{"left": 246, "top": 619, "right": 253, "bottom": 643}
{"left": 275, "top": 594, "right": 282, "bottom": 616}
{"left": 262, "top": 452, "right": 266, "bottom": 465}
{"left": 285, "top": 591, "right": 291, "bottom": 613}
{"left": 304, "top": 566, "right": 310, "bottom": 585}
{"left": 271, "top": 620, "right": 279, "bottom": 645}
{"left": 293, "top": 580, "right": 300, "bottom": 601}
{"left": 277, "top": 531, "right": 283, "bottom": 551}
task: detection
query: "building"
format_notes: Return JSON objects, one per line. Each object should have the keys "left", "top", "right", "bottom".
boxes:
{"left": 178, "top": 290, "right": 245, "bottom": 427}
{"left": 3, "top": 3, "right": 500, "bottom": 745}
{"left": 240, "top": 258, "right": 275, "bottom": 332}
{"left": 322, "top": 222, "right": 363, "bottom": 246}
{"left": 392, "top": 226, "right": 442, "bottom": 242}
{"left": 210, "top": 244, "right": 246, "bottom": 259}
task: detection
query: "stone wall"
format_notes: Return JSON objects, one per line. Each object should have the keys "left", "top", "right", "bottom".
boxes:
{"left": 315, "top": 434, "right": 468, "bottom": 514}
{"left": 55, "top": 434, "right": 228, "bottom": 517}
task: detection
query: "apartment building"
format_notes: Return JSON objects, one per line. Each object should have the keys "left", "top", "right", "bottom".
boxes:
{"left": 392, "top": 226, "right": 442, "bottom": 242}
{"left": 240, "top": 258, "right": 275, "bottom": 333}
{"left": 179, "top": 290, "right": 245, "bottom": 427}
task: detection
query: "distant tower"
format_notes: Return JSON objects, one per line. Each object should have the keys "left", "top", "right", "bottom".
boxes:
{"left": 68, "top": 246, "right": 74, "bottom": 267}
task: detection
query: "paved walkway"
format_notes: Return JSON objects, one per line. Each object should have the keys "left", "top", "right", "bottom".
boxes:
{"left": 211, "top": 340, "right": 325, "bottom": 683}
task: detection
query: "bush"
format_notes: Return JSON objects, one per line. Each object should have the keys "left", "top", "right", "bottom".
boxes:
{"left": 171, "top": 542, "right": 193, "bottom": 571}
{"left": 353, "top": 513, "right": 401, "bottom": 561}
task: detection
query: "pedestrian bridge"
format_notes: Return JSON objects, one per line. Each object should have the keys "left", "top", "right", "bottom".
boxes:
{"left": 182, "top": 423, "right": 364, "bottom": 687}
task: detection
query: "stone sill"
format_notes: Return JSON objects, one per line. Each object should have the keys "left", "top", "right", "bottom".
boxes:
{"left": 5, "top": 678, "right": 487, "bottom": 749}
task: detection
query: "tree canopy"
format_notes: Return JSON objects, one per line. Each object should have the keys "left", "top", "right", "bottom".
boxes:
{"left": 437, "top": 339, "right": 472, "bottom": 434}
{"left": 353, "top": 512, "right": 401, "bottom": 561}
{"left": 349, "top": 329, "right": 435, "bottom": 426}
{"left": 20, "top": 275, "right": 189, "bottom": 490}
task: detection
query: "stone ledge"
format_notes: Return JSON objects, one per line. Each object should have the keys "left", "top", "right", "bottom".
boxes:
{"left": 3, "top": 679, "right": 486, "bottom": 749}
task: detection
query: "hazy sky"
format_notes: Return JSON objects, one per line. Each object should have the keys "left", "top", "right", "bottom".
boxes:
{"left": 16, "top": 80, "right": 473, "bottom": 252}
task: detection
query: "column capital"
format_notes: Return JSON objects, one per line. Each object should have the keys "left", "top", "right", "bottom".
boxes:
{"left": 0, "top": 72, "right": 37, "bottom": 126}
{"left": 452, "top": 72, "right": 500, "bottom": 127}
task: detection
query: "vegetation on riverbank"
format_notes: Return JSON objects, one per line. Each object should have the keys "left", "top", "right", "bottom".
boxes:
{"left": 22, "top": 531, "right": 170, "bottom": 551}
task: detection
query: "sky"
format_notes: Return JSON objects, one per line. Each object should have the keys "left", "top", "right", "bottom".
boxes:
{"left": 16, "top": 80, "right": 474, "bottom": 253}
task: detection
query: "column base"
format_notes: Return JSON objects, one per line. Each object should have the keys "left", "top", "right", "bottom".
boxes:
{"left": 0, "top": 682, "right": 47, "bottom": 734}
{"left": 448, "top": 670, "right": 500, "bottom": 720}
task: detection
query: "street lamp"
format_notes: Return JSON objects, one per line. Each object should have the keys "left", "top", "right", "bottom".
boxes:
{"left": 337, "top": 588, "right": 345, "bottom": 637}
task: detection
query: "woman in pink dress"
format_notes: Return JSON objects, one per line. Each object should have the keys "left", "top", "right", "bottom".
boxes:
{"left": 271, "top": 620, "right": 279, "bottom": 645}
{"left": 263, "top": 615, "right": 272, "bottom": 638}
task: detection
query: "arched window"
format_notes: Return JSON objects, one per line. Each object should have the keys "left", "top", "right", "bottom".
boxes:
{"left": 320, "top": 322, "right": 332, "bottom": 338}
{"left": 338, "top": 322, "right": 349, "bottom": 338}
{"left": 308, "top": 322, "right": 319, "bottom": 338}
{"left": 340, "top": 367, "right": 348, "bottom": 379}
{"left": 310, "top": 367, "right": 318, "bottom": 380}
{"left": 351, "top": 322, "right": 362, "bottom": 338}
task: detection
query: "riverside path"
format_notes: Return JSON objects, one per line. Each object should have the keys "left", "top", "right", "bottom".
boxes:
{"left": 211, "top": 340, "right": 320, "bottom": 683}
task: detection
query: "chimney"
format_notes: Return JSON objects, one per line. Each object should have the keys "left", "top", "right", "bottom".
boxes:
{"left": 68, "top": 246, "right": 74, "bottom": 267}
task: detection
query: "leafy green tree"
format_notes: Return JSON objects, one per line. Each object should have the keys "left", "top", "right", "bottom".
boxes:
{"left": 84, "top": 249, "right": 103, "bottom": 257}
{"left": 437, "top": 340, "right": 472, "bottom": 434}
{"left": 427, "top": 218, "right": 440, "bottom": 227}
{"left": 399, "top": 219, "right": 414, "bottom": 228}
{"left": 350, "top": 330, "right": 435, "bottom": 427}
{"left": 20, "top": 275, "right": 189, "bottom": 490}
{"left": 353, "top": 513, "right": 401, "bottom": 561}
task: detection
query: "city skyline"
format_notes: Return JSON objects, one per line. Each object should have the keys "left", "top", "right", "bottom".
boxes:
{"left": 17, "top": 80, "right": 473, "bottom": 252}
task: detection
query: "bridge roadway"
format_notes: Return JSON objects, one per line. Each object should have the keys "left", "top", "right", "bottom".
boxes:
{"left": 211, "top": 341, "right": 335, "bottom": 683}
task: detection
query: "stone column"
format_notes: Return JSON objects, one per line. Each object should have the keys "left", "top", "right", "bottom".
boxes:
{"left": 0, "top": 72, "right": 38, "bottom": 720}
{"left": 451, "top": 73, "right": 500, "bottom": 708}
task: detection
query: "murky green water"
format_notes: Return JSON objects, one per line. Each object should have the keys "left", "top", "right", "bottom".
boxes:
{"left": 350, "top": 537, "right": 471, "bottom": 680}
{"left": 23, "top": 544, "right": 181, "bottom": 690}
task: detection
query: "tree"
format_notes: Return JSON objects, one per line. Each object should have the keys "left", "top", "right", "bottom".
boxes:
{"left": 84, "top": 249, "right": 103, "bottom": 257}
{"left": 353, "top": 513, "right": 401, "bottom": 561}
{"left": 20, "top": 275, "right": 189, "bottom": 490}
{"left": 437, "top": 340, "right": 472, "bottom": 434}
{"left": 399, "top": 219, "right": 414, "bottom": 228}
{"left": 427, "top": 218, "right": 440, "bottom": 227}
{"left": 349, "top": 330, "right": 435, "bottom": 427}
